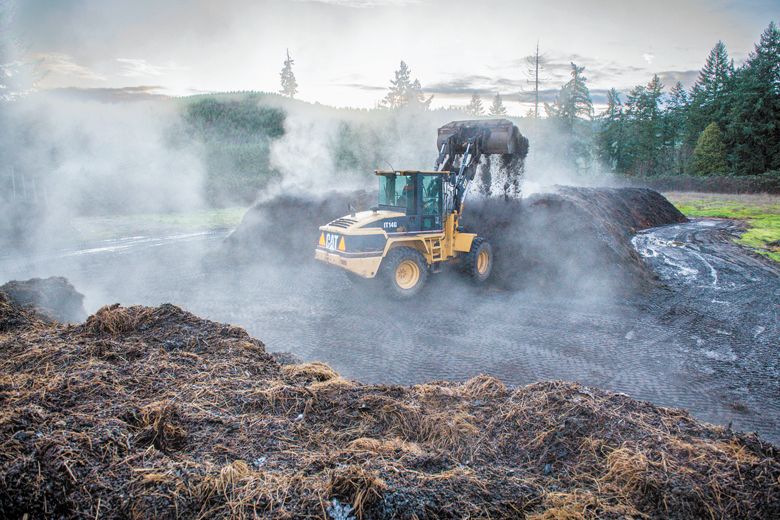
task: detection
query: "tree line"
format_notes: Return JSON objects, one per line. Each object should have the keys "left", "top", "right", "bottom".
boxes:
{"left": 595, "top": 22, "right": 779, "bottom": 177}
{"left": 278, "top": 22, "right": 777, "bottom": 178}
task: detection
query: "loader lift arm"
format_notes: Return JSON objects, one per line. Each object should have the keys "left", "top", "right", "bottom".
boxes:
{"left": 434, "top": 119, "right": 529, "bottom": 213}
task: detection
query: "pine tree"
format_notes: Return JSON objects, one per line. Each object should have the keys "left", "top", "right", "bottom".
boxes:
{"left": 279, "top": 49, "right": 298, "bottom": 99}
{"left": 545, "top": 63, "right": 594, "bottom": 171}
{"left": 467, "top": 93, "right": 485, "bottom": 116}
{"left": 620, "top": 76, "right": 666, "bottom": 175}
{"left": 596, "top": 88, "right": 624, "bottom": 171}
{"left": 488, "top": 93, "right": 507, "bottom": 116}
{"left": 640, "top": 75, "right": 665, "bottom": 174}
{"left": 381, "top": 61, "right": 432, "bottom": 110}
{"left": 726, "top": 22, "right": 780, "bottom": 175}
{"left": 408, "top": 79, "right": 432, "bottom": 109}
{"left": 686, "top": 41, "right": 733, "bottom": 146}
{"left": 692, "top": 122, "right": 728, "bottom": 175}
{"left": 665, "top": 81, "right": 691, "bottom": 174}
{"left": 545, "top": 63, "right": 593, "bottom": 131}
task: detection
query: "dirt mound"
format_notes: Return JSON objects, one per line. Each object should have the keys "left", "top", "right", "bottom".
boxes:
{"left": 1, "top": 301, "right": 777, "bottom": 518}
{"left": 462, "top": 187, "right": 687, "bottom": 291}
{"left": 0, "top": 277, "right": 86, "bottom": 323}
{"left": 227, "top": 186, "right": 686, "bottom": 292}
{"left": 225, "top": 190, "right": 373, "bottom": 263}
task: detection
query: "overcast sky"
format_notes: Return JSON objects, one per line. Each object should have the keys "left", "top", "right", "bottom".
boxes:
{"left": 3, "top": 0, "right": 777, "bottom": 113}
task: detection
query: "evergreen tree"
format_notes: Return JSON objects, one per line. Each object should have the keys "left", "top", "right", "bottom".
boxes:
{"left": 664, "top": 81, "right": 691, "bottom": 174}
{"left": 692, "top": 122, "right": 728, "bottom": 175}
{"left": 726, "top": 22, "right": 780, "bottom": 175}
{"left": 596, "top": 88, "right": 624, "bottom": 171}
{"left": 640, "top": 75, "right": 665, "bottom": 174}
{"left": 545, "top": 63, "right": 594, "bottom": 171}
{"left": 279, "top": 49, "right": 298, "bottom": 99}
{"left": 467, "top": 93, "right": 485, "bottom": 116}
{"left": 686, "top": 41, "right": 733, "bottom": 145}
{"left": 621, "top": 75, "right": 665, "bottom": 175}
{"left": 488, "top": 93, "right": 507, "bottom": 116}
{"left": 381, "top": 61, "right": 432, "bottom": 110}
{"left": 545, "top": 63, "right": 593, "bottom": 131}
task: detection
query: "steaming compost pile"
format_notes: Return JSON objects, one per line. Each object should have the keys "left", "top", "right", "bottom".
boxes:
{"left": 2, "top": 290, "right": 778, "bottom": 519}
{"left": 226, "top": 186, "right": 686, "bottom": 290}
{"left": 0, "top": 276, "right": 86, "bottom": 324}
{"left": 462, "top": 187, "right": 687, "bottom": 289}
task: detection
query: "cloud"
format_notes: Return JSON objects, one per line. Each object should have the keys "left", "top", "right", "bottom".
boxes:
{"left": 334, "top": 82, "right": 387, "bottom": 92}
{"left": 495, "top": 52, "right": 647, "bottom": 90}
{"left": 116, "top": 58, "right": 187, "bottom": 78}
{"left": 642, "top": 53, "right": 655, "bottom": 64}
{"left": 656, "top": 69, "right": 700, "bottom": 88}
{"left": 33, "top": 52, "right": 106, "bottom": 82}
{"left": 43, "top": 85, "right": 168, "bottom": 102}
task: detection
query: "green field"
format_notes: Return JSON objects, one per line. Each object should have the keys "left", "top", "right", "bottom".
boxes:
{"left": 71, "top": 207, "right": 247, "bottom": 242}
{"left": 666, "top": 192, "right": 780, "bottom": 262}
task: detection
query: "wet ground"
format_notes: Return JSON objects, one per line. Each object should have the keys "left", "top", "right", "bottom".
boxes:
{"left": 1, "top": 218, "right": 778, "bottom": 442}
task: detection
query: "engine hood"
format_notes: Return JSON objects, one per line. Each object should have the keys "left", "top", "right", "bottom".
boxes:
{"left": 319, "top": 210, "right": 404, "bottom": 235}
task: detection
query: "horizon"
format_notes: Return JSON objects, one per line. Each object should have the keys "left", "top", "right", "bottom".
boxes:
{"left": 2, "top": 0, "right": 777, "bottom": 114}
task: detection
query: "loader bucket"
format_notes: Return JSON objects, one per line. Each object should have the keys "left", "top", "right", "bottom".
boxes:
{"left": 437, "top": 119, "right": 528, "bottom": 157}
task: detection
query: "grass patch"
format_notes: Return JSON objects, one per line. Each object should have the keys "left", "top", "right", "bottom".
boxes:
{"left": 665, "top": 192, "right": 780, "bottom": 262}
{"left": 72, "top": 207, "right": 247, "bottom": 242}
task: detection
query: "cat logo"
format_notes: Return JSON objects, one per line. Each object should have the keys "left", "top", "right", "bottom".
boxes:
{"left": 320, "top": 233, "right": 345, "bottom": 252}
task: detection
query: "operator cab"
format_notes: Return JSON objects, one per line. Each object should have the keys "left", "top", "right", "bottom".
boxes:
{"left": 376, "top": 170, "right": 446, "bottom": 232}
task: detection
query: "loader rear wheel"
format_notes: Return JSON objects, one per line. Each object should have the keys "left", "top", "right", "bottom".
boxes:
{"left": 381, "top": 247, "right": 428, "bottom": 298}
{"left": 463, "top": 237, "right": 493, "bottom": 283}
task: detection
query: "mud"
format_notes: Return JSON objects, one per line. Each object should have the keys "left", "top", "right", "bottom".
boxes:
{"left": 1, "top": 296, "right": 778, "bottom": 518}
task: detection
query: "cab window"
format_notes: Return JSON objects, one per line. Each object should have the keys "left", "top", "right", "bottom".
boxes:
{"left": 378, "top": 174, "right": 414, "bottom": 212}
{"left": 421, "top": 174, "right": 442, "bottom": 215}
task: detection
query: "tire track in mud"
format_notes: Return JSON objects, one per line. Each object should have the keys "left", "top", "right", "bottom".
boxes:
{"left": 633, "top": 218, "right": 780, "bottom": 438}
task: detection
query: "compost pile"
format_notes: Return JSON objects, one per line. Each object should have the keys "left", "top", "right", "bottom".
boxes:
{"left": 225, "top": 186, "right": 686, "bottom": 291}
{"left": 225, "top": 190, "right": 373, "bottom": 264}
{"left": 462, "top": 187, "right": 688, "bottom": 290}
{"left": 0, "top": 276, "right": 86, "bottom": 323}
{"left": 1, "top": 289, "right": 778, "bottom": 519}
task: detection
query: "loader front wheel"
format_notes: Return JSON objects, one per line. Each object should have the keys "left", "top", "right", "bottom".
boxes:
{"left": 463, "top": 237, "right": 493, "bottom": 283}
{"left": 382, "top": 247, "right": 428, "bottom": 298}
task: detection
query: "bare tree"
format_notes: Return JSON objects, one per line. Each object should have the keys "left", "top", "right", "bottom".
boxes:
{"left": 525, "top": 41, "right": 547, "bottom": 119}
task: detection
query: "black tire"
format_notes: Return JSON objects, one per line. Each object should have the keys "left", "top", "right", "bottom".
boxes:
{"left": 380, "top": 247, "right": 428, "bottom": 299}
{"left": 462, "top": 237, "right": 493, "bottom": 283}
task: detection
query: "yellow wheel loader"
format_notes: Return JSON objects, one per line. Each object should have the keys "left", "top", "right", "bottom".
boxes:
{"left": 314, "top": 119, "right": 529, "bottom": 298}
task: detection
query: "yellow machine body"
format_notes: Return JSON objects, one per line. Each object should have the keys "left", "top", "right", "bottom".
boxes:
{"left": 315, "top": 207, "right": 476, "bottom": 279}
